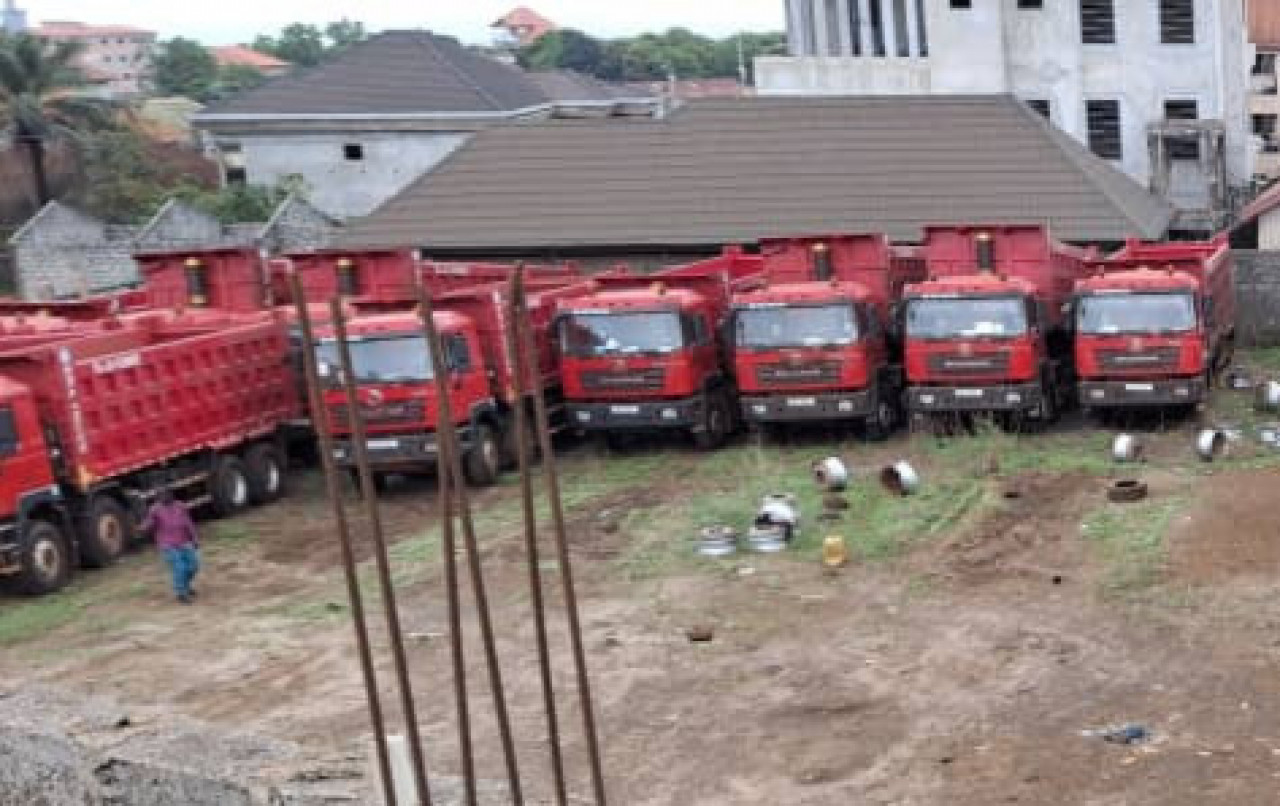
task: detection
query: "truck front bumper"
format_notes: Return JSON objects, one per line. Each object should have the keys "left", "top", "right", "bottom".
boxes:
{"left": 739, "top": 390, "right": 873, "bottom": 423}
{"left": 331, "top": 431, "right": 470, "bottom": 470}
{"left": 568, "top": 396, "right": 702, "bottom": 431}
{"left": 1079, "top": 378, "right": 1204, "bottom": 408}
{"left": 907, "top": 382, "right": 1042, "bottom": 413}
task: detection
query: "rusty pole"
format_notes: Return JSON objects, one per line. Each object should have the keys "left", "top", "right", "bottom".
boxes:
{"left": 413, "top": 281, "right": 477, "bottom": 806}
{"left": 329, "top": 298, "right": 434, "bottom": 806}
{"left": 515, "top": 293, "right": 608, "bottom": 805}
{"left": 416, "top": 286, "right": 524, "bottom": 805}
{"left": 503, "top": 267, "right": 569, "bottom": 805}
{"left": 290, "top": 276, "right": 397, "bottom": 806}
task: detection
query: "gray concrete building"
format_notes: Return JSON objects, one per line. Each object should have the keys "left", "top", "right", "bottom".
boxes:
{"left": 194, "top": 30, "right": 653, "bottom": 221}
{"left": 758, "top": 0, "right": 1253, "bottom": 230}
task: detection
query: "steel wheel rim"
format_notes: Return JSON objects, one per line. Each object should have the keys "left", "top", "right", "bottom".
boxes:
{"left": 232, "top": 473, "right": 249, "bottom": 506}
{"left": 99, "top": 516, "right": 124, "bottom": 554}
{"left": 32, "top": 539, "right": 61, "bottom": 577}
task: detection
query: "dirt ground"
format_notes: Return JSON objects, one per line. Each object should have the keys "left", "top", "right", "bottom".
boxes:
{"left": 5, "top": 396, "right": 1280, "bottom": 804}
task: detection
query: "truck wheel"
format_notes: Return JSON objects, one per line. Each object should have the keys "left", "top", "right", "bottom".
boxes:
{"left": 79, "top": 497, "right": 132, "bottom": 568}
{"left": 210, "top": 455, "right": 251, "bottom": 518}
{"left": 864, "top": 387, "right": 897, "bottom": 441}
{"left": 15, "top": 520, "right": 72, "bottom": 596}
{"left": 245, "top": 444, "right": 287, "bottom": 505}
{"left": 464, "top": 423, "right": 501, "bottom": 487}
{"left": 693, "top": 392, "right": 730, "bottom": 450}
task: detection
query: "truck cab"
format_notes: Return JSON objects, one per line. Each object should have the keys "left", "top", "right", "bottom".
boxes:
{"left": 0, "top": 378, "right": 66, "bottom": 595}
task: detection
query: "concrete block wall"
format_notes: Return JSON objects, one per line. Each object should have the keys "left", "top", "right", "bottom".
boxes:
{"left": 1234, "top": 250, "right": 1280, "bottom": 346}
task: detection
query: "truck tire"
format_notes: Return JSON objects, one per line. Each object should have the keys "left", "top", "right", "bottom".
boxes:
{"left": 693, "top": 391, "right": 730, "bottom": 450}
{"left": 210, "top": 455, "right": 251, "bottom": 518}
{"left": 464, "top": 423, "right": 501, "bottom": 487}
{"left": 245, "top": 444, "right": 286, "bottom": 505}
{"left": 15, "top": 520, "right": 72, "bottom": 596}
{"left": 78, "top": 496, "right": 132, "bottom": 569}
{"left": 864, "top": 385, "right": 897, "bottom": 441}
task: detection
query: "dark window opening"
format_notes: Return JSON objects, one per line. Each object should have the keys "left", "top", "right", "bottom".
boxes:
{"left": 1164, "top": 100, "right": 1199, "bottom": 160}
{"left": 343, "top": 143, "right": 364, "bottom": 161}
{"left": 1086, "top": 99, "right": 1122, "bottom": 160}
{"left": 1080, "top": 0, "right": 1116, "bottom": 44}
{"left": 915, "top": 0, "right": 929, "bottom": 55}
{"left": 847, "top": 0, "right": 863, "bottom": 55}
{"left": 1254, "top": 53, "right": 1277, "bottom": 76}
{"left": 1025, "top": 98, "right": 1052, "bottom": 119}
{"left": 0, "top": 407, "right": 17, "bottom": 458}
{"left": 1018, "top": 0, "right": 1043, "bottom": 7}
{"left": 868, "top": 0, "right": 886, "bottom": 56}
{"left": 951, "top": 0, "right": 972, "bottom": 7}
{"left": 225, "top": 167, "right": 247, "bottom": 186}
{"left": 1254, "top": 114, "right": 1279, "bottom": 151}
{"left": 1159, "top": 0, "right": 1195, "bottom": 45}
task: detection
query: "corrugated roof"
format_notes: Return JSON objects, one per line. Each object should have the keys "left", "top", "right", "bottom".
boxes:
{"left": 341, "top": 96, "right": 1173, "bottom": 250}
{"left": 199, "top": 30, "right": 547, "bottom": 117}
{"left": 1251, "top": 0, "right": 1280, "bottom": 50}
{"left": 527, "top": 70, "right": 651, "bottom": 102}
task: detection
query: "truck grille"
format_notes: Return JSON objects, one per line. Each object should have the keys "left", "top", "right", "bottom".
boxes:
{"left": 927, "top": 352, "right": 1011, "bottom": 376}
{"left": 581, "top": 368, "right": 666, "bottom": 391}
{"left": 332, "top": 401, "right": 427, "bottom": 425}
{"left": 1096, "top": 347, "right": 1180, "bottom": 372}
{"left": 755, "top": 362, "right": 841, "bottom": 385}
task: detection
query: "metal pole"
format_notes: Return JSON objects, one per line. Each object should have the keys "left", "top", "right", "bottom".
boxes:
{"left": 290, "top": 275, "right": 397, "bottom": 806}
{"left": 417, "top": 287, "right": 524, "bottom": 805}
{"left": 329, "top": 298, "right": 434, "bottom": 806}
{"left": 514, "top": 288, "right": 608, "bottom": 805}
{"left": 413, "top": 280, "right": 477, "bottom": 806}
{"left": 503, "top": 267, "right": 568, "bottom": 806}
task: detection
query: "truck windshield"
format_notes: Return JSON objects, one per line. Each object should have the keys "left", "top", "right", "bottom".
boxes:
{"left": 561, "top": 311, "right": 684, "bottom": 357}
{"left": 315, "top": 336, "right": 433, "bottom": 383}
{"left": 735, "top": 304, "right": 857, "bottom": 349}
{"left": 1077, "top": 293, "right": 1196, "bottom": 335}
{"left": 906, "top": 297, "right": 1028, "bottom": 339}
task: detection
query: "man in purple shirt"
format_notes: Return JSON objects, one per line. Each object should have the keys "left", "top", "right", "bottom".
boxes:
{"left": 141, "top": 488, "right": 201, "bottom": 604}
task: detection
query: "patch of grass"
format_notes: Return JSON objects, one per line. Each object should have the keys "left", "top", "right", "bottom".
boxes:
{"left": 0, "top": 557, "right": 152, "bottom": 646}
{"left": 1240, "top": 346, "right": 1280, "bottom": 373}
{"left": 1081, "top": 494, "right": 1189, "bottom": 595}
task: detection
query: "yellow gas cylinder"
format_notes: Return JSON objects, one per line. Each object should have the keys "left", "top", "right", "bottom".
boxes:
{"left": 822, "top": 535, "right": 848, "bottom": 568}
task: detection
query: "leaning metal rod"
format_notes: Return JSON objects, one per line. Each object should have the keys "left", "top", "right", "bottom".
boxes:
{"left": 329, "top": 298, "right": 434, "bottom": 806}
{"left": 503, "top": 267, "right": 569, "bottom": 806}
{"left": 417, "top": 285, "right": 524, "bottom": 805}
{"left": 414, "top": 281, "right": 477, "bottom": 806}
{"left": 515, "top": 292, "right": 608, "bottom": 805}
{"left": 290, "top": 274, "right": 397, "bottom": 806}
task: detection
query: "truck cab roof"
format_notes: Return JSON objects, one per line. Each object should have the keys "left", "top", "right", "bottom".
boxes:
{"left": 905, "top": 273, "right": 1035, "bottom": 298}
{"left": 1075, "top": 268, "right": 1199, "bottom": 294}
{"left": 733, "top": 281, "right": 871, "bottom": 307}
{"left": 562, "top": 286, "right": 705, "bottom": 312}
{"left": 315, "top": 310, "right": 470, "bottom": 340}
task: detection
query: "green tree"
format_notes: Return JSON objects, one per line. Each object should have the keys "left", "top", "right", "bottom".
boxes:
{"left": 214, "top": 63, "right": 267, "bottom": 98}
{"left": 152, "top": 37, "right": 218, "bottom": 100}
{"left": 519, "top": 29, "right": 604, "bottom": 74}
{"left": 0, "top": 34, "right": 114, "bottom": 206}
{"left": 254, "top": 23, "right": 327, "bottom": 67}
{"left": 324, "top": 18, "right": 367, "bottom": 50}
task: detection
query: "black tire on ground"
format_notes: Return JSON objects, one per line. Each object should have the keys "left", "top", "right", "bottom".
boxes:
{"left": 14, "top": 519, "right": 73, "bottom": 596}
{"left": 464, "top": 422, "right": 501, "bottom": 487}
{"left": 693, "top": 391, "right": 730, "bottom": 450}
{"left": 210, "top": 455, "right": 251, "bottom": 518}
{"left": 244, "top": 443, "right": 287, "bottom": 505}
{"left": 864, "top": 385, "right": 897, "bottom": 441}
{"left": 78, "top": 496, "right": 132, "bottom": 568}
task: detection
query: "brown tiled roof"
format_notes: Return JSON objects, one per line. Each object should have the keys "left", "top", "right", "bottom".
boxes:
{"left": 493, "top": 7, "right": 556, "bottom": 33}
{"left": 1251, "top": 1, "right": 1280, "bottom": 50}
{"left": 199, "top": 30, "right": 547, "bottom": 117}
{"left": 527, "top": 70, "right": 652, "bottom": 102}
{"left": 341, "top": 96, "right": 1172, "bottom": 250}
{"left": 212, "top": 45, "right": 290, "bottom": 71}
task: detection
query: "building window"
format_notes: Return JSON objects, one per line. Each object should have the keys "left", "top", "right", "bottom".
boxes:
{"left": 225, "top": 167, "right": 247, "bottom": 186}
{"left": 1025, "top": 99, "right": 1052, "bottom": 119}
{"left": 950, "top": 0, "right": 971, "bottom": 7}
{"left": 1254, "top": 53, "right": 1277, "bottom": 76}
{"left": 1159, "top": 0, "right": 1194, "bottom": 45}
{"left": 1086, "top": 99, "right": 1122, "bottom": 160}
{"left": 1164, "top": 99, "right": 1199, "bottom": 160}
{"left": 915, "top": 0, "right": 929, "bottom": 56}
{"left": 1080, "top": 0, "right": 1116, "bottom": 44}
{"left": 1018, "top": 0, "right": 1043, "bottom": 7}
{"left": 798, "top": 0, "right": 816, "bottom": 56}
{"left": 344, "top": 143, "right": 365, "bottom": 161}
{"left": 823, "top": 0, "right": 843, "bottom": 55}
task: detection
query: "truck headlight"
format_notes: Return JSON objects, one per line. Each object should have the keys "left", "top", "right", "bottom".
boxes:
{"left": 920, "top": 394, "right": 935, "bottom": 405}
{"left": 576, "top": 411, "right": 592, "bottom": 422}
{"left": 752, "top": 404, "right": 767, "bottom": 414}
{"left": 1090, "top": 389, "right": 1106, "bottom": 400}
{"left": 661, "top": 408, "right": 678, "bottom": 420}
{"left": 1006, "top": 392, "right": 1022, "bottom": 404}
{"left": 838, "top": 400, "right": 853, "bottom": 412}
{"left": 1174, "top": 386, "right": 1190, "bottom": 397}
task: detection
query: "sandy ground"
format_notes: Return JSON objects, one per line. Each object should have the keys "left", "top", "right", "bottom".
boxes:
{"left": 4, "top": 417, "right": 1280, "bottom": 804}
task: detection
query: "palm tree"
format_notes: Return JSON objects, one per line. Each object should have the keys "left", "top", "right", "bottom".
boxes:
{"left": 0, "top": 34, "right": 114, "bottom": 207}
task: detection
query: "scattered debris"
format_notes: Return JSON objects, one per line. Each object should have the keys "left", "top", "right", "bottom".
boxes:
{"left": 756, "top": 494, "right": 800, "bottom": 540}
{"left": 880, "top": 461, "right": 920, "bottom": 496}
{"left": 822, "top": 536, "right": 848, "bottom": 568}
{"left": 685, "top": 625, "right": 715, "bottom": 643}
{"left": 812, "top": 457, "right": 849, "bottom": 491}
{"left": 697, "top": 525, "right": 739, "bottom": 557}
{"left": 1259, "top": 425, "right": 1280, "bottom": 447}
{"left": 1112, "top": 434, "right": 1144, "bottom": 463}
{"left": 746, "top": 525, "right": 788, "bottom": 554}
{"left": 1195, "top": 429, "right": 1228, "bottom": 462}
{"left": 1107, "top": 479, "right": 1149, "bottom": 503}
{"left": 822, "top": 493, "right": 850, "bottom": 511}
{"left": 1255, "top": 380, "right": 1280, "bottom": 412}
{"left": 1083, "top": 724, "right": 1151, "bottom": 745}
{"left": 1227, "top": 369, "right": 1254, "bottom": 390}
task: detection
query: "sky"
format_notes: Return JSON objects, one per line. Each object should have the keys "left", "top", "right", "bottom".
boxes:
{"left": 23, "top": 1, "right": 785, "bottom": 45}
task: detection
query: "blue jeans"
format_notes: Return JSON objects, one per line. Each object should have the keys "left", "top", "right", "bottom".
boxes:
{"left": 163, "top": 545, "right": 200, "bottom": 598}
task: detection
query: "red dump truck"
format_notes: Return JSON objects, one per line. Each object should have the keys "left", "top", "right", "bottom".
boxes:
{"left": 0, "top": 312, "right": 296, "bottom": 595}
{"left": 313, "top": 277, "right": 593, "bottom": 486}
{"left": 902, "top": 225, "right": 1091, "bottom": 428}
{"left": 1074, "top": 234, "right": 1234, "bottom": 414}
{"left": 558, "top": 248, "right": 765, "bottom": 448}
{"left": 730, "top": 234, "right": 926, "bottom": 437}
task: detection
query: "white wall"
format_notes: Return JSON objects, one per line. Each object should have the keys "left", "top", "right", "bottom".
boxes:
{"left": 232, "top": 131, "right": 471, "bottom": 219}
